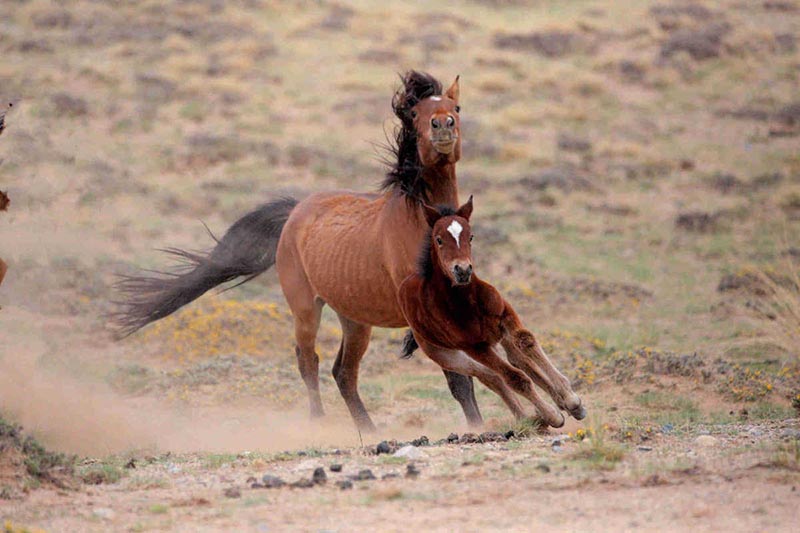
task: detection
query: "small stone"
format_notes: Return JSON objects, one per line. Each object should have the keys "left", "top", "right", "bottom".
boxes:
{"left": 376, "top": 441, "right": 392, "bottom": 455}
{"left": 535, "top": 463, "right": 551, "bottom": 473}
{"left": 261, "top": 475, "right": 286, "bottom": 488}
{"left": 336, "top": 480, "right": 353, "bottom": 490}
{"left": 504, "top": 430, "right": 516, "bottom": 440}
{"left": 694, "top": 435, "right": 719, "bottom": 447}
{"left": 92, "top": 508, "right": 115, "bottom": 521}
{"left": 382, "top": 473, "right": 400, "bottom": 480}
{"left": 661, "top": 424, "right": 674, "bottom": 434}
{"left": 246, "top": 476, "right": 257, "bottom": 484}
{"left": 479, "top": 431, "right": 508, "bottom": 442}
{"left": 250, "top": 482, "right": 264, "bottom": 489}
{"left": 312, "top": 467, "right": 327, "bottom": 485}
{"left": 329, "top": 463, "right": 343, "bottom": 472}
{"left": 551, "top": 438, "right": 563, "bottom": 448}
{"left": 394, "top": 445, "right": 425, "bottom": 460}
{"left": 446, "top": 433, "right": 459, "bottom": 443}
{"left": 406, "top": 463, "right": 420, "bottom": 478}
{"left": 780, "top": 429, "right": 800, "bottom": 440}
{"left": 291, "top": 479, "right": 315, "bottom": 489}
{"left": 411, "top": 435, "right": 430, "bottom": 447}
{"left": 125, "top": 458, "right": 136, "bottom": 469}
{"left": 223, "top": 487, "right": 241, "bottom": 498}
{"left": 637, "top": 446, "right": 653, "bottom": 452}
{"left": 459, "top": 433, "right": 480, "bottom": 444}
{"left": 352, "top": 469, "right": 376, "bottom": 481}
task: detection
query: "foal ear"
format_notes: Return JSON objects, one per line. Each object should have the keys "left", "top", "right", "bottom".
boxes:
{"left": 422, "top": 203, "right": 441, "bottom": 228}
{"left": 445, "top": 75, "right": 460, "bottom": 103}
{"left": 456, "top": 195, "right": 473, "bottom": 221}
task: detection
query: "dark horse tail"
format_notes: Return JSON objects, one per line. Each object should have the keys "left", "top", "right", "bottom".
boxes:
{"left": 112, "top": 197, "right": 298, "bottom": 337}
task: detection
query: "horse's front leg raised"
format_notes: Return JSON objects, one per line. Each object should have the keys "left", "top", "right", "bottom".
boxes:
{"left": 500, "top": 301, "right": 586, "bottom": 420}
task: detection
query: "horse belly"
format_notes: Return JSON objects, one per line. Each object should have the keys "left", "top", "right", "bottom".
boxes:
{"left": 291, "top": 195, "right": 408, "bottom": 327}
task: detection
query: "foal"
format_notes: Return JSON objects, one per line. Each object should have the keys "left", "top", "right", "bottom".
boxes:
{"left": 398, "top": 198, "right": 574, "bottom": 427}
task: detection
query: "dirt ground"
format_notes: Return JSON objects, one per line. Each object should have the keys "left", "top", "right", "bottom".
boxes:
{"left": 1, "top": 0, "right": 799, "bottom": 531}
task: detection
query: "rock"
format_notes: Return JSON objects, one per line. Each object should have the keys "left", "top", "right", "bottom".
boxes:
{"left": 92, "top": 508, "right": 116, "bottom": 520}
{"left": 394, "top": 445, "right": 425, "bottom": 460}
{"left": 780, "top": 429, "right": 800, "bottom": 440}
{"left": 382, "top": 473, "right": 400, "bottom": 480}
{"left": 376, "top": 441, "right": 392, "bottom": 455}
{"left": 504, "top": 430, "right": 516, "bottom": 440}
{"left": 459, "top": 433, "right": 480, "bottom": 444}
{"left": 250, "top": 482, "right": 264, "bottom": 489}
{"left": 329, "top": 463, "right": 343, "bottom": 472}
{"left": 406, "top": 463, "right": 421, "bottom": 478}
{"left": 125, "top": 458, "right": 136, "bottom": 469}
{"left": 446, "top": 433, "right": 459, "bottom": 443}
{"left": 411, "top": 435, "right": 430, "bottom": 447}
{"left": 336, "top": 480, "right": 353, "bottom": 490}
{"left": 676, "top": 211, "right": 719, "bottom": 233}
{"left": 638, "top": 446, "right": 653, "bottom": 452}
{"left": 479, "top": 432, "right": 508, "bottom": 443}
{"left": 536, "top": 463, "right": 551, "bottom": 473}
{"left": 661, "top": 424, "right": 675, "bottom": 434}
{"left": 312, "top": 467, "right": 327, "bottom": 485}
{"left": 291, "top": 479, "right": 315, "bottom": 489}
{"left": 223, "top": 487, "right": 241, "bottom": 498}
{"left": 351, "top": 469, "right": 376, "bottom": 481}
{"left": 694, "top": 435, "right": 719, "bottom": 447}
{"left": 261, "top": 475, "right": 286, "bottom": 489}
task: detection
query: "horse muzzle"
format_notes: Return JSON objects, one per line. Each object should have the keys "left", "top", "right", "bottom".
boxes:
{"left": 432, "top": 132, "right": 457, "bottom": 155}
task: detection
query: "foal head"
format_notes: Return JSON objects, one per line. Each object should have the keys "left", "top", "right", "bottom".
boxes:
{"left": 422, "top": 196, "right": 474, "bottom": 286}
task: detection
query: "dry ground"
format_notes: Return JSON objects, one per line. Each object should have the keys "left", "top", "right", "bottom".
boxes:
{"left": 1, "top": 0, "right": 799, "bottom": 531}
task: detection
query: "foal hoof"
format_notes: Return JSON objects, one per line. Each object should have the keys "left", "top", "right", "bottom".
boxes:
{"left": 546, "top": 411, "right": 565, "bottom": 428}
{"left": 569, "top": 403, "right": 587, "bottom": 421}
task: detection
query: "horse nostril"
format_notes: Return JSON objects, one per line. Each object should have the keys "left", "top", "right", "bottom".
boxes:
{"left": 446, "top": 116, "right": 455, "bottom": 128}
{"left": 431, "top": 118, "right": 440, "bottom": 129}
{"left": 466, "top": 265, "right": 473, "bottom": 275}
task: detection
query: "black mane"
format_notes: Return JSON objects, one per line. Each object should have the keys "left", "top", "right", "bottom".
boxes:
{"left": 417, "top": 206, "right": 457, "bottom": 280}
{"left": 381, "top": 70, "right": 444, "bottom": 203}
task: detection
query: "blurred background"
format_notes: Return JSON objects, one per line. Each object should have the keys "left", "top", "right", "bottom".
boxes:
{"left": 0, "top": 0, "right": 798, "bottom": 454}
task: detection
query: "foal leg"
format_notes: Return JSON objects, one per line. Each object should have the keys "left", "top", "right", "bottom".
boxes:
{"left": 0, "top": 257, "right": 6, "bottom": 286}
{"left": 417, "top": 339, "right": 526, "bottom": 421}
{"left": 332, "top": 314, "right": 377, "bottom": 432}
{"left": 501, "top": 302, "right": 586, "bottom": 420}
{"left": 443, "top": 370, "right": 483, "bottom": 428}
{"left": 466, "top": 344, "right": 565, "bottom": 428}
{"left": 293, "top": 296, "right": 325, "bottom": 418}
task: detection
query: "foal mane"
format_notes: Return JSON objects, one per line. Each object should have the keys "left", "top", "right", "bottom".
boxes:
{"left": 417, "top": 205, "right": 457, "bottom": 280}
{"left": 381, "top": 70, "right": 444, "bottom": 204}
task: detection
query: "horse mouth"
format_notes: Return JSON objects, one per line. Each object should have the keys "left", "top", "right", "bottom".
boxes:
{"left": 432, "top": 138, "right": 457, "bottom": 154}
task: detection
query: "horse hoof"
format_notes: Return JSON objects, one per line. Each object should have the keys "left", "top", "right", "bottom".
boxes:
{"left": 548, "top": 412, "right": 565, "bottom": 428}
{"left": 570, "top": 404, "right": 587, "bottom": 420}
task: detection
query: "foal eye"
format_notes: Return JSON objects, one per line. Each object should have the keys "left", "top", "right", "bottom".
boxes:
{"left": 455, "top": 105, "right": 461, "bottom": 113}
{"left": 435, "top": 236, "right": 443, "bottom": 246}
{"left": 410, "top": 110, "right": 417, "bottom": 119}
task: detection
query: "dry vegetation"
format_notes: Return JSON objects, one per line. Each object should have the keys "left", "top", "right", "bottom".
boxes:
{"left": 0, "top": 0, "right": 799, "bottom": 531}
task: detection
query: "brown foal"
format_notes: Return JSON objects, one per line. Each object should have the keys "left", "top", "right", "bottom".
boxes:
{"left": 398, "top": 199, "right": 586, "bottom": 427}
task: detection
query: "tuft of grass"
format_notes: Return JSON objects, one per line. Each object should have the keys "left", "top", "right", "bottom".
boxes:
{"left": 148, "top": 503, "right": 169, "bottom": 515}
{"left": 569, "top": 422, "right": 626, "bottom": 470}
{"left": 78, "top": 463, "right": 125, "bottom": 485}
{"left": 750, "top": 256, "right": 800, "bottom": 361}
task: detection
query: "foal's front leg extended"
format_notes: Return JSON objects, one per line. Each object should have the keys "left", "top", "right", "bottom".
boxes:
{"left": 500, "top": 301, "right": 586, "bottom": 420}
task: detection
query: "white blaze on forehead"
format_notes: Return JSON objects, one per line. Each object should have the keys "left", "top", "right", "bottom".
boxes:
{"left": 429, "top": 96, "right": 442, "bottom": 101}
{"left": 446, "top": 220, "right": 463, "bottom": 248}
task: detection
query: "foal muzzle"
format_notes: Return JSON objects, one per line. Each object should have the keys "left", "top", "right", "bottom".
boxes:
{"left": 452, "top": 264, "right": 473, "bottom": 285}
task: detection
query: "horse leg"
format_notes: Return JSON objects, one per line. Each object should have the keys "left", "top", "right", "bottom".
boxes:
{"left": 442, "top": 370, "right": 483, "bottom": 428}
{"left": 465, "top": 344, "right": 565, "bottom": 428}
{"left": 416, "top": 339, "right": 527, "bottom": 422}
{"left": 501, "top": 302, "right": 585, "bottom": 420}
{"left": 332, "top": 314, "right": 377, "bottom": 432}
{"left": 0, "top": 257, "right": 6, "bottom": 286}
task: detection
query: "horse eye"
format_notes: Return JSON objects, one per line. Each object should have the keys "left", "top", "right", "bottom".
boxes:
{"left": 455, "top": 105, "right": 461, "bottom": 113}
{"left": 410, "top": 110, "right": 417, "bottom": 119}
{"left": 435, "top": 236, "right": 443, "bottom": 246}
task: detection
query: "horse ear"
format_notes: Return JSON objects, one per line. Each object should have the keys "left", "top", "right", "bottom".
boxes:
{"left": 456, "top": 195, "right": 473, "bottom": 221}
{"left": 445, "top": 75, "right": 460, "bottom": 103}
{"left": 422, "top": 203, "right": 441, "bottom": 228}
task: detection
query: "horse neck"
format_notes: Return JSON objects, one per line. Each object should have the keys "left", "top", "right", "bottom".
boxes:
{"left": 422, "top": 162, "right": 458, "bottom": 207}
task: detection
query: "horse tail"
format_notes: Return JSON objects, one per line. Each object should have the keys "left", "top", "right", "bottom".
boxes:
{"left": 112, "top": 197, "right": 298, "bottom": 337}
{"left": 399, "top": 329, "right": 419, "bottom": 359}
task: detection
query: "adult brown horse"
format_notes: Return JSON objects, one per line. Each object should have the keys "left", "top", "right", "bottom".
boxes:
{"left": 398, "top": 198, "right": 583, "bottom": 427}
{"left": 115, "top": 72, "right": 584, "bottom": 430}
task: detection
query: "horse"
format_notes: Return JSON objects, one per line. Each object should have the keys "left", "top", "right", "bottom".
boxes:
{"left": 114, "top": 71, "right": 584, "bottom": 430}
{"left": 115, "top": 71, "right": 485, "bottom": 429}
{"left": 398, "top": 198, "right": 585, "bottom": 427}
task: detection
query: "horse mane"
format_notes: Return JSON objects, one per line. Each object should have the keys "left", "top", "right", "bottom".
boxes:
{"left": 417, "top": 205, "right": 457, "bottom": 280}
{"left": 381, "top": 70, "right": 444, "bottom": 204}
